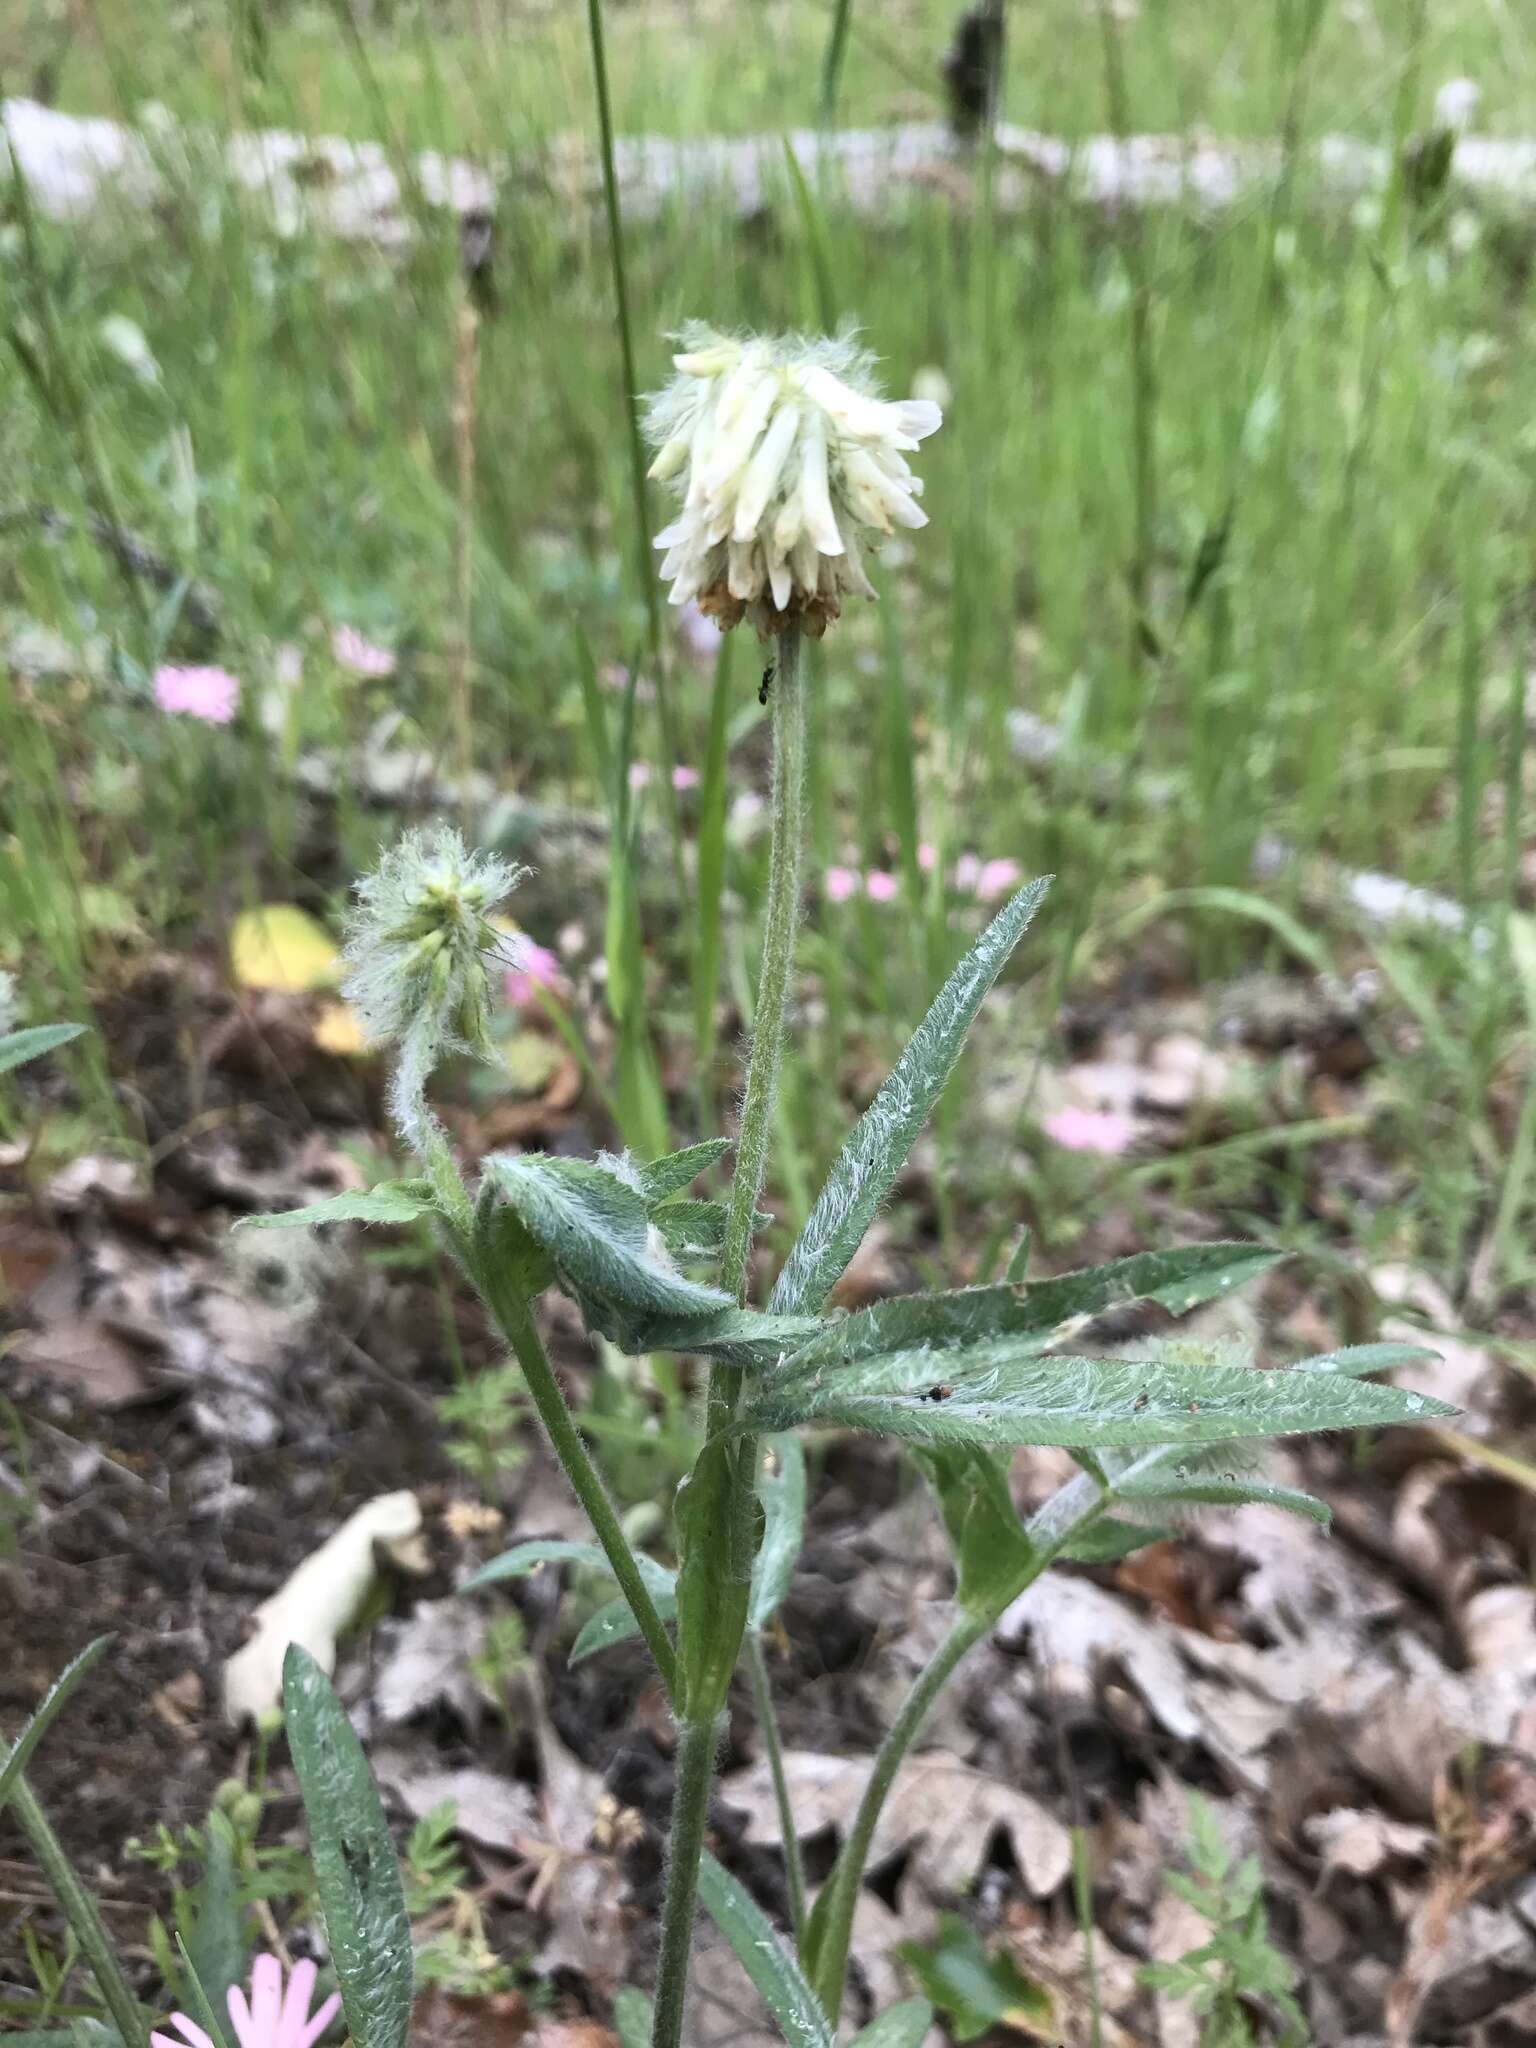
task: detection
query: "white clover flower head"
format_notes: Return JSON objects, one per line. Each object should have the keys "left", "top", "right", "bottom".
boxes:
{"left": 644, "top": 325, "right": 942, "bottom": 641}
{"left": 341, "top": 827, "right": 525, "bottom": 1138}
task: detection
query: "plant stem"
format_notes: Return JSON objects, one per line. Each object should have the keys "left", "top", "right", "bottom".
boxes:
{"left": 8, "top": 1775, "right": 147, "bottom": 2048}
{"left": 477, "top": 1255, "right": 678, "bottom": 1700}
{"left": 806, "top": 1609, "right": 988, "bottom": 2014}
{"left": 819, "top": 0, "right": 856, "bottom": 127}
{"left": 719, "top": 626, "right": 806, "bottom": 1302}
{"left": 651, "top": 632, "right": 807, "bottom": 2048}
{"left": 649, "top": 1714, "right": 723, "bottom": 2048}
{"left": 747, "top": 1632, "right": 809, "bottom": 1944}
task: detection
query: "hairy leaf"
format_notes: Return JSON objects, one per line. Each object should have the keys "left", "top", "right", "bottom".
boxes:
{"left": 1115, "top": 1471, "right": 1331, "bottom": 1524}
{"left": 0, "top": 1022, "right": 85, "bottom": 1075}
{"left": 631, "top": 1305, "right": 824, "bottom": 1368}
{"left": 486, "top": 1153, "right": 730, "bottom": 1348}
{"left": 749, "top": 1433, "right": 806, "bottom": 1634}
{"left": 736, "top": 1344, "right": 1455, "bottom": 1450}
{"left": 697, "top": 1852, "right": 833, "bottom": 2048}
{"left": 1059, "top": 1516, "right": 1172, "bottom": 1563}
{"left": 847, "top": 2001, "right": 936, "bottom": 2048}
{"left": 463, "top": 1538, "right": 676, "bottom": 1601}
{"left": 281, "top": 1647, "right": 412, "bottom": 2048}
{"left": 1003, "top": 1242, "right": 1285, "bottom": 1333}
{"left": 772, "top": 878, "right": 1050, "bottom": 1314}
{"left": 0, "top": 1637, "right": 114, "bottom": 1817}
{"left": 570, "top": 1588, "right": 679, "bottom": 1663}
{"left": 637, "top": 1139, "right": 732, "bottom": 1207}
{"left": 237, "top": 1183, "right": 437, "bottom": 1230}
{"left": 1292, "top": 1341, "right": 1436, "bottom": 1378}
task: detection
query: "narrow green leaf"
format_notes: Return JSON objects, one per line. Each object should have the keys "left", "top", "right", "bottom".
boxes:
{"left": 1292, "top": 1341, "right": 1436, "bottom": 1378}
{"left": 1060, "top": 1517, "right": 1172, "bottom": 1563}
{"left": 772, "top": 878, "right": 1051, "bottom": 1315}
{"left": 697, "top": 1852, "right": 833, "bottom": 2048}
{"left": 179, "top": 1813, "right": 247, "bottom": 2019}
{"left": 0, "top": 1022, "right": 85, "bottom": 1074}
{"left": 463, "top": 1538, "right": 676, "bottom": 1601}
{"left": 737, "top": 1345, "right": 1456, "bottom": 1450}
{"left": 0, "top": 2030, "right": 119, "bottom": 2048}
{"left": 237, "top": 1184, "right": 437, "bottom": 1230}
{"left": 172, "top": 1934, "right": 235, "bottom": 2048}
{"left": 486, "top": 1153, "right": 730, "bottom": 1348}
{"left": 632, "top": 1305, "right": 824, "bottom": 1368}
{"left": 0, "top": 1637, "right": 114, "bottom": 1817}
{"left": 1117, "top": 1473, "right": 1332, "bottom": 1524}
{"left": 638, "top": 1139, "right": 733, "bottom": 1208}
{"left": 1009, "top": 1243, "right": 1285, "bottom": 1333}
{"left": 748, "top": 1433, "right": 806, "bottom": 1634}
{"left": 848, "top": 1999, "right": 937, "bottom": 2048}
{"left": 570, "top": 1588, "right": 678, "bottom": 1664}
{"left": 281, "top": 1647, "right": 412, "bottom": 2048}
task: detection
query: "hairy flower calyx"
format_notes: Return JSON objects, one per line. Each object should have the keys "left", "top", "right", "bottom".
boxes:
{"left": 644, "top": 326, "right": 942, "bottom": 641}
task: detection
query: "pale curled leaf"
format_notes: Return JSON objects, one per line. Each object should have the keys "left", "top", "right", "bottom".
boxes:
{"left": 736, "top": 1345, "right": 1456, "bottom": 1450}
{"left": 282, "top": 1646, "right": 412, "bottom": 2048}
{"left": 749, "top": 1433, "right": 806, "bottom": 1634}
{"left": 486, "top": 1153, "right": 730, "bottom": 1348}
{"left": 697, "top": 1852, "right": 834, "bottom": 2048}
{"left": 772, "top": 877, "right": 1050, "bottom": 1315}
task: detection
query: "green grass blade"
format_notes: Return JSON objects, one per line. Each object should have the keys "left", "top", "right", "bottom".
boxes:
{"left": 771, "top": 878, "right": 1051, "bottom": 1314}
{"left": 281, "top": 1647, "right": 413, "bottom": 2048}
{"left": 0, "top": 1023, "right": 85, "bottom": 1075}
{"left": 0, "top": 1637, "right": 114, "bottom": 1816}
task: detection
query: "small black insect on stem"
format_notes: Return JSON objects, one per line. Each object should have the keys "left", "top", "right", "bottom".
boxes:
{"left": 759, "top": 660, "right": 776, "bottom": 707}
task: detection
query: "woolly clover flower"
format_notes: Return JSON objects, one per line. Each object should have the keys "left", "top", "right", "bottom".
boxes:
{"left": 644, "top": 326, "right": 942, "bottom": 639}
{"left": 341, "top": 827, "right": 524, "bottom": 1140}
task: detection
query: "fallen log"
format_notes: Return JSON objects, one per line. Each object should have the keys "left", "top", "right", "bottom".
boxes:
{"left": 6, "top": 96, "right": 1536, "bottom": 251}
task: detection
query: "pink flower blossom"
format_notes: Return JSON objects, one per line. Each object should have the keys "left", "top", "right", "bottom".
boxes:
{"left": 917, "top": 843, "right": 938, "bottom": 873}
{"left": 153, "top": 664, "right": 240, "bottom": 724}
{"left": 671, "top": 765, "right": 700, "bottom": 791}
{"left": 954, "top": 852, "right": 981, "bottom": 894}
{"left": 331, "top": 625, "right": 396, "bottom": 678}
{"left": 824, "top": 866, "right": 860, "bottom": 904}
{"left": 1042, "top": 1107, "right": 1137, "bottom": 1155}
{"left": 153, "top": 1954, "right": 339, "bottom": 2048}
{"left": 627, "top": 760, "right": 652, "bottom": 792}
{"left": 865, "top": 869, "right": 899, "bottom": 903}
{"left": 976, "top": 857, "right": 1024, "bottom": 902}
{"left": 505, "top": 941, "right": 564, "bottom": 1009}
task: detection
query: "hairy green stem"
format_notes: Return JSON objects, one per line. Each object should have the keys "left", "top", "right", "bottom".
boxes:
{"left": 651, "top": 632, "right": 807, "bottom": 2048}
{"left": 478, "top": 1256, "right": 678, "bottom": 1699}
{"left": 649, "top": 1715, "right": 724, "bottom": 2048}
{"left": 7, "top": 1775, "right": 147, "bottom": 2048}
{"left": 719, "top": 626, "right": 806, "bottom": 1303}
{"left": 747, "top": 1632, "right": 809, "bottom": 1944}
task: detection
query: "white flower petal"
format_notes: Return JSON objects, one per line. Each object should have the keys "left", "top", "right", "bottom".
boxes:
{"left": 732, "top": 402, "right": 802, "bottom": 542}
{"left": 797, "top": 412, "right": 844, "bottom": 556}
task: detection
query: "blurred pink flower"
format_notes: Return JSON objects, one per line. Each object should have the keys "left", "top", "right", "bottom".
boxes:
{"left": 153, "top": 1954, "right": 339, "bottom": 2048}
{"left": 1042, "top": 1107, "right": 1136, "bottom": 1155}
{"left": 153, "top": 664, "right": 240, "bottom": 724}
{"left": 671, "top": 765, "right": 700, "bottom": 791}
{"left": 977, "top": 857, "right": 1023, "bottom": 902}
{"left": 627, "top": 760, "right": 652, "bottom": 792}
{"left": 865, "top": 870, "right": 899, "bottom": 903}
{"left": 824, "top": 866, "right": 860, "bottom": 904}
{"left": 917, "top": 843, "right": 938, "bottom": 873}
{"left": 505, "top": 941, "right": 564, "bottom": 1009}
{"left": 599, "top": 661, "right": 631, "bottom": 692}
{"left": 331, "top": 625, "right": 396, "bottom": 678}
{"left": 677, "top": 599, "right": 724, "bottom": 661}
{"left": 954, "top": 852, "right": 981, "bottom": 893}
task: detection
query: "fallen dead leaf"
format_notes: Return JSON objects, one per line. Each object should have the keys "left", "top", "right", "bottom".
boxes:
{"left": 720, "top": 1748, "right": 1072, "bottom": 1903}
{"left": 373, "top": 1756, "right": 537, "bottom": 1855}
{"left": 11, "top": 1314, "right": 155, "bottom": 1408}
{"left": 375, "top": 1598, "right": 490, "bottom": 1729}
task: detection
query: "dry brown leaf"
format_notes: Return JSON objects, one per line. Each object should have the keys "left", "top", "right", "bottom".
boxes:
{"left": 375, "top": 1599, "right": 491, "bottom": 1728}
{"left": 12, "top": 1314, "right": 155, "bottom": 1408}
{"left": 720, "top": 1748, "right": 1072, "bottom": 1902}
{"left": 374, "top": 1756, "right": 537, "bottom": 1855}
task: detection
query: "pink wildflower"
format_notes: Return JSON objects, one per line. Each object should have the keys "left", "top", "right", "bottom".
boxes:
{"left": 954, "top": 852, "right": 981, "bottom": 894}
{"left": 153, "top": 1953, "right": 339, "bottom": 2048}
{"left": 153, "top": 664, "right": 240, "bottom": 725}
{"left": 865, "top": 870, "right": 899, "bottom": 903}
{"left": 671, "top": 765, "right": 700, "bottom": 791}
{"left": 331, "top": 625, "right": 396, "bottom": 678}
{"left": 1042, "top": 1107, "right": 1137, "bottom": 1155}
{"left": 824, "top": 866, "right": 860, "bottom": 904}
{"left": 627, "top": 760, "right": 652, "bottom": 792}
{"left": 505, "top": 941, "right": 564, "bottom": 1009}
{"left": 976, "top": 857, "right": 1024, "bottom": 903}
{"left": 917, "top": 843, "right": 938, "bottom": 873}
